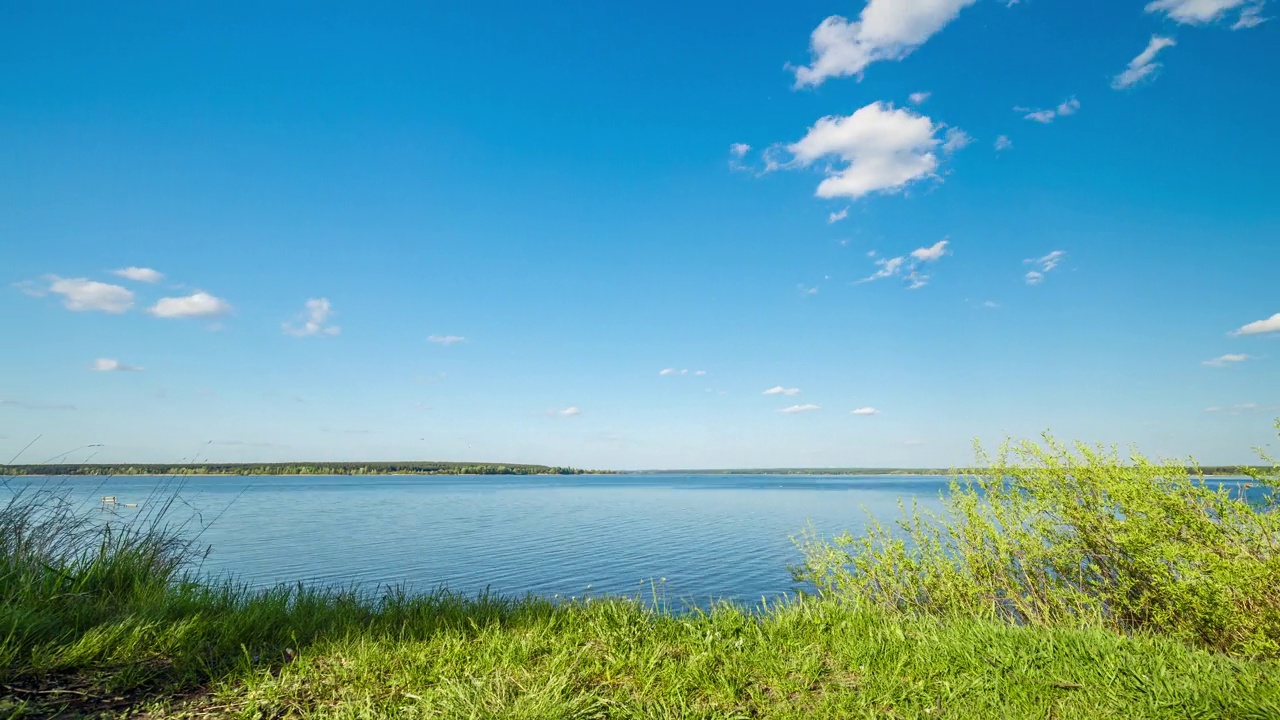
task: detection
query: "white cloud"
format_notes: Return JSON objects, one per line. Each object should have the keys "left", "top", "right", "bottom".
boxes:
{"left": 283, "top": 298, "right": 341, "bottom": 337}
{"left": 911, "top": 238, "right": 950, "bottom": 262}
{"left": 1112, "top": 36, "right": 1177, "bottom": 89}
{"left": 1234, "top": 3, "right": 1268, "bottom": 26}
{"left": 1146, "top": 0, "right": 1267, "bottom": 27}
{"left": 1034, "top": 250, "right": 1066, "bottom": 272}
{"left": 779, "top": 404, "right": 821, "bottom": 414}
{"left": 1025, "top": 250, "right": 1066, "bottom": 285}
{"left": 983, "top": 300, "right": 1000, "bottom": 308}
{"left": 1234, "top": 313, "right": 1280, "bottom": 335}
{"left": 799, "top": 284, "right": 819, "bottom": 296}
{"left": 792, "top": 0, "right": 978, "bottom": 88}
{"left": 851, "top": 407, "right": 880, "bottom": 415}
{"left": 859, "top": 238, "right": 951, "bottom": 288}
{"left": 428, "top": 335, "right": 467, "bottom": 345}
{"left": 91, "top": 358, "right": 143, "bottom": 372}
{"left": 860, "top": 255, "right": 908, "bottom": 283}
{"left": 45, "top": 276, "right": 135, "bottom": 313}
{"left": 905, "top": 269, "right": 930, "bottom": 289}
{"left": 659, "top": 368, "right": 690, "bottom": 376}
{"left": 1016, "top": 97, "right": 1080, "bottom": 123}
{"left": 942, "top": 127, "right": 972, "bottom": 154}
{"left": 994, "top": 135, "right": 1013, "bottom": 151}
{"left": 694, "top": 370, "right": 707, "bottom": 376}
{"left": 111, "top": 267, "right": 165, "bottom": 283}
{"left": 559, "top": 406, "right": 581, "bottom": 416}
{"left": 909, "top": 91, "right": 931, "bottom": 105}
{"left": 148, "top": 291, "right": 231, "bottom": 319}
{"left": 828, "top": 207, "right": 850, "bottom": 223}
{"left": 779, "top": 102, "right": 957, "bottom": 200}
{"left": 1203, "top": 353, "right": 1250, "bottom": 366}
{"left": 764, "top": 386, "right": 801, "bottom": 396}
{"left": 730, "top": 143, "right": 751, "bottom": 157}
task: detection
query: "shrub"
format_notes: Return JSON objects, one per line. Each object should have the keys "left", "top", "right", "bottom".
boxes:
{"left": 792, "top": 422, "right": 1280, "bottom": 657}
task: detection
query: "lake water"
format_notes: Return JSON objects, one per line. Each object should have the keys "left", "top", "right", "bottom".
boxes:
{"left": 18, "top": 473, "right": 1262, "bottom": 608}
{"left": 38, "top": 473, "right": 953, "bottom": 607}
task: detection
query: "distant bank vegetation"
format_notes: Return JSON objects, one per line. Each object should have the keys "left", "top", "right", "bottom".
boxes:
{"left": 0, "top": 463, "right": 1260, "bottom": 477}
{"left": 0, "top": 462, "right": 592, "bottom": 476}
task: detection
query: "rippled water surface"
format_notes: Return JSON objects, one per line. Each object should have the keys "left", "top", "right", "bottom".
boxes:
{"left": 29, "top": 473, "right": 955, "bottom": 605}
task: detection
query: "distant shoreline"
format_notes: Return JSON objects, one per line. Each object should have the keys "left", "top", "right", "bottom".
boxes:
{"left": 0, "top": 464, "right": 1262, "bottom": 478}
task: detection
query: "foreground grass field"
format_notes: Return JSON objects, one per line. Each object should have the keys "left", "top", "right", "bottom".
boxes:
{"left": 3, "top": 428, "right": 1279, "bottom": 718}
{"left": 3, "top": 586, "right": 1279, "bottom": 719}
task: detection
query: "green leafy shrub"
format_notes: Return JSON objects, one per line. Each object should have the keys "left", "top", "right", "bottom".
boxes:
{"left": 793, "top": 422, "right": 1280, "bottom": 657}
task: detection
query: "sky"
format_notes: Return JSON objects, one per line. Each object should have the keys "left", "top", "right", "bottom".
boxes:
{"left": 2, "top": 0, "right": 1277, "bottom": 470}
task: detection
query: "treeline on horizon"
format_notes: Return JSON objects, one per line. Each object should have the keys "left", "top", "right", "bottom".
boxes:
{"left": 0, "top": 462, "right": 593, "bottom": 477}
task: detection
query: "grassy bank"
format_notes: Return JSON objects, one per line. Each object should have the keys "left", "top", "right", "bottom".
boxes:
{"left": 3, "top": 429, "right": 1280, "bottom": 718}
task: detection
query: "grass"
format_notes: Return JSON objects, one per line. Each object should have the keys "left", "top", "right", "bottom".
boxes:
{"left": 2, "top": 429, "right": 1280, "bottom": 718}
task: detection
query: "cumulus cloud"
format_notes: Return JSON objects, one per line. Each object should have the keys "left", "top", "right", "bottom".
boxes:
{"left": 1234, "top": 3, "right": 1269, "bottom": 26}
{"left": 994, "top": 135, "right": 1013, "bottom": 152}
{"left": 1234, "top": 313, "right": 1280, "bottom": 335}
{"left": 776, "top": 102, "right": 959, "bottom": 200}
{"left": 779, "top": 404, "right": 821, "bottom": 414}
{"left": 92, "top": 358, "right": 143, "bottom": 372}
{"left": 909, "top": 91, "right": 931, "bottom": 105}
{"left": 283, "top": 298, "right": 341, "bottom": 337}
{"left": 1202, "top": 353, "right": 1250, "bottom": 367}
{"left": 1025, "top": 250, "right": 1066, "bottom": 285}
{"left": 764, "top": 386, "right": 801, "bottom": 396}
{"left": 1146, "top": 0, "right": 1268, "bottom": 27}
{"left": 942, "top": 128, "right": 973, "bottom": 154}
{"left": 111, "top": 267, "right": 164, "bottom": 283}
{"left": 728, "top": 143, "right": 753, "bottom": 171}
{"left": 828, "top": 207, "right": 850, "bottom": 223}
{"left": 859, "top": 238, "right": 951, "bottom": 288}
{"left": 791, "top": 0, "right": 978, "bottom": 88}
{"left": 861, "top": 256, "right": 907, "bottom": 283}
{"left": 851, "top": 407, "right": 880, "bottom": 415}
{"left": 911, "top": 239, "right": 951, "bottom": 262}
{"left": 148, "top": 291, "right": 231, "bottom": 318}
{"left": 44, "top": 276, "right": 135, "bottom": 313}
{"left": 1112, "top": 36, "right": 1177, "bottom": 89}
{"left": 428, "top": 335, "right": 467, "bottom": 345}
{"left": 1017, "top": 97, "right": 1080, "bottom": 123}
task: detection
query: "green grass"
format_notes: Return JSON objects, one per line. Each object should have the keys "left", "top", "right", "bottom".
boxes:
{"left": 3, "top": 427, "right": 1280, "bottom": 718}
{"left": 4, "top": 582, "right": 1279, "bottom": 719}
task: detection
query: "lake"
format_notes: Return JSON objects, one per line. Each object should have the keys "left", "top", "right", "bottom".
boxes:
{"left": 19, "top": 472, "right": 1262, "bottom": 607}
{"left": 36, "top": 473, "right": 952, "bottom": 607}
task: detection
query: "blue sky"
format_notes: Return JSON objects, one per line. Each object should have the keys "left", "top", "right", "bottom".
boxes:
{"left": 2, "top": 0, "right": 1277, "bottom": 470}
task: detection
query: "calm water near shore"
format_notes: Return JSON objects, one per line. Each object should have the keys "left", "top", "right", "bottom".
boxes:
{"left": 17, "top": 473, "right": 1259, "bottom": 607}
